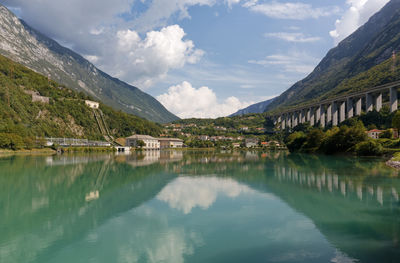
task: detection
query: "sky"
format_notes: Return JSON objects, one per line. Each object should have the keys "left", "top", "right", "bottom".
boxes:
{"left": 1, "top": 0, "right": 390, "bottom": 118}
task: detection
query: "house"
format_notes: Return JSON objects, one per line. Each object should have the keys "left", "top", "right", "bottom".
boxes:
{"left": 126, "top": 135, "right": 160, "bottom": 149}
{"left": 215, "top": 126, "right": 227, "bottom": 131}
{"left": 232, "top": 143, "right": 241, "bottom": 148}
{"left": 158, "top": 138, "right": 184, "bottom": 149}
{"left": 367, "top": 129, "right": 383, "bottom": 139}
{"left": 261, "top": 142, "right": 268, "bottom": 147}
{"left": 199, "top": 135, "right": 209, "bottom": 141}
{"left": 268, "top": 141, "right": 281, "bottom": 147}
{"left": 85, "top": 100, "right": 100, "bottom": 109}
{"left": 245, "top": 138, "right": 259, "bottom": 148}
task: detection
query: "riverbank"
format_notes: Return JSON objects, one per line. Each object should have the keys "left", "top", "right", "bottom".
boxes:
{"left": 386, "top": 152, "right": 400, "bottom": 169}
{"left": 0, "top": 148, "right": 56, "bottom": 155}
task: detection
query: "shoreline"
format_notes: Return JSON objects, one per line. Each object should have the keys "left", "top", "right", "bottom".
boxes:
{"left": 0, "top": 148, "right": 56, "bottom": 155}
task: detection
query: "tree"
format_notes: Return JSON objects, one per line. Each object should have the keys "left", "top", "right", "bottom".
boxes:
{"left": 136, "top": 140, "right": 145, "bottom": 148}
{"left": 355, "top": 140, "right": 383, "bottom": 156}
{"left": 392, "top": 111, "right": 400, "bottom": 130}
{"left": 379, "top": 129, "right": 393, "bottom": 139}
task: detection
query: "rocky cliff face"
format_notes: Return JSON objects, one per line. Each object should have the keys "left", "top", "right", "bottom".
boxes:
{"left": 265, "top": 0, "right": 400, "bottom": 112}
{"left": 0, "top": 5, "right": 179, "bottom": 123}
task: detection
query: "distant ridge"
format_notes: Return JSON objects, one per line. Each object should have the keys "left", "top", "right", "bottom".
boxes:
{"left": 0, "top": 4, "right": 179, "bottom": 123}
{"left": 230, "top": 98, "right": 275, "bottom": 117}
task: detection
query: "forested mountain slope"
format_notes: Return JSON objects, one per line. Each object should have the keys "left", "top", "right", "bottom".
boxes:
{"left": 0, "top": 54, "right": 161, "bottom": 141}
{"left": 0, "top": 4, "right": 178, "bottom": 123}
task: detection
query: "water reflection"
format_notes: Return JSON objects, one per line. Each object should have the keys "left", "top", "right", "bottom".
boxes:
{"left": 157, "top": 177, "right": 256, "bottom": 214}
{"left": 0, "top": 151, "right": 399, "bottom": 263}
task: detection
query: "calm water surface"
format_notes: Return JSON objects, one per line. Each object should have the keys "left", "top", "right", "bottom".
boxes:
{"left": 0, "top": 151, "right": 399, "bottom": 263}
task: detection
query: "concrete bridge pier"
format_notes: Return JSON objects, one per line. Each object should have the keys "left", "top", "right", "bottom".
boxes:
{"left": 300, "top": 110, "right": 306, "bottom": 124}
{"left": 355, "top": 98, "right": 362, "bottom": 116}
{"left": 347, "top": 98, "right": 353, "bottom": 119}
{"left": 391, "top": 87, "right": 398, "bottom": 113}
{"left": 332, "top": 102, "right": 338, "bottom": 126}
{"left": 376, "top": 93, "right": 382, "bottom": 112}
{"left": 366, "top": 93, "right": 373, "bottom": 112}
{"left": 281, "top": 117, "right": 286, "bottom": 129}
{"left": 339, "top": 101, "right": 346, "bottom": 123}
{"left": 310, "top": 108, "right": 315, "bottom": 126}
{"left": 306, "top": 109, "right": 311, "bottom": 123}
{"left": 327, "top": 104, "right": 332, "bottom": 124}
{"left": 320, "top": 107, "right": 326, "bottom": 128}
{"left": 316, "top": 106, "right": 321, "bottom": 124}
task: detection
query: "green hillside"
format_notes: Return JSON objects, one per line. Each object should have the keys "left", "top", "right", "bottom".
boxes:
{"left": 0, "top": 54, "right": 161, "bottom": 145}
{"left": 0, "top": 5, "right": 179, "bottom": 123}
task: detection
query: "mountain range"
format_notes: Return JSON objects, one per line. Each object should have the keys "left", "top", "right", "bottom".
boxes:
{"left": 0, "top": 5, "right": 178, "bottom": 123}
{"left": 230, "top": 98, "right": 275, "bottom": 116}
{"left": 265, "top": 0, "right": 400, "bottom": 113}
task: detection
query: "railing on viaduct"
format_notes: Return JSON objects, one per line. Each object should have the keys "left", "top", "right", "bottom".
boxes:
{"left": 272, "top": 80, "right": 400, "bottom": 129}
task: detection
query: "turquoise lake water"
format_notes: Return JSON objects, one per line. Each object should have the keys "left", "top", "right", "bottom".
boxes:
{"left": 0, "top": 151, "right": 399, "bottom": 263}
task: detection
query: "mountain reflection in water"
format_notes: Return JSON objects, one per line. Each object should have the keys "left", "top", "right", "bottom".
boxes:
{"left": 0, "top": 150, "right": 398, "bottom": 263}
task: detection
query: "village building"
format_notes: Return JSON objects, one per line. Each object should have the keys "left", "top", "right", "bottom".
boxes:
{"left": 232, "top": 143, "right": 241, "bottom": 148}
{"left": 245, "top": 138, "right": 259, "bottom": 148}
{"left": 199, "top": 135, "right": 209, "bottom": 141}
{"left": 126, "top": 135, "right": 160, "bottom": 150}
{"left": 158, "top": 138, "right": 184, "bottom": 149}
{"left": 85, "top": 100, "right": 100, "bottom": 109}
{"left": 367, "top": 129, "right": 383, "bottom": 139}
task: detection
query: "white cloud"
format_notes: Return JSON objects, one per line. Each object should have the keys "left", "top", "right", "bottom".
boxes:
{"left": 156, "top": 81, "right": 253, "bottom": 118}
{"left": 97, "top": 25, "right": 204, "bottom": 88}
{"left": 265, "top": 32, "right": 321, "bottom": 43}
{"left": 130, "top": 0, "right": 215, "bottom": 32}
{"left": 3, "top": 0, "right": 241, "bottom": 89}
{"left": 248, "top": 52, "right": 319, "bottom": 74}
{"left": 329, "top": 0, "right": 389, "bottom": 44}
{"left": 245, "top": 1, "right": 340, "bottom": 20}
{"left": 157, "top": 177, "right": 256, "bottom": 214}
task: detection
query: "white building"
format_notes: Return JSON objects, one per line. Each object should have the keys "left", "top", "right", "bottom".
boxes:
{"left": 126, "top": 135, "right": 160, "bottom": 149}
{"left": 85, "top": 100, "right": 100, "bottom": 109}
{"left": 245, "top": 138, "right": 259, "bottom": 148}
{"left": 367, "top": 129, "right": 382, "bottom": 139}
{"left": 158, "top": 138, "right": 184, "bottom": 149}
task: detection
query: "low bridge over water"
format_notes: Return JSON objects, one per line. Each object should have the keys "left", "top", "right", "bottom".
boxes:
{"left": 272, "top": 81, "right": 400, "bottom": 129}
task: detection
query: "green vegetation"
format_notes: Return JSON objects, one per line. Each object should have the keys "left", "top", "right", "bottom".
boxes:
{"left": 61, "top": 147, "right": 116, "bottom": 153}
{"left": 392, "top": 152, "right": 400, "bottom": 162}
{"left": 0, "top": 54, "right": 161, "bottom": 150}
{"left": 285, "top": 121, "right": 372, "bottom": 155}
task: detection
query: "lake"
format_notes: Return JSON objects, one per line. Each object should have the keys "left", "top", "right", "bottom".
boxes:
{"left": 0, "top": 150, "right": 399, "bottom": 263}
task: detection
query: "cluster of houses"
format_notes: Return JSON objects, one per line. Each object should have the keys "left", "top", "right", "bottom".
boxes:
{"left": 125, "top": 135, "right": 183, "bottom": 150}
{"left": 163, "top": 123, "right": 265, "bottom": 134}
{"left": 122, "top": 134, "right": 281, "bottom": 150}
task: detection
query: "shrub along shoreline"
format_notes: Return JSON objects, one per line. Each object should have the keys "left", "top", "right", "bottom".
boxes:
{"left": 285, "top": 120, "right": 386, "bottom": 156}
